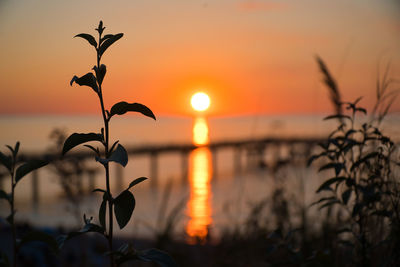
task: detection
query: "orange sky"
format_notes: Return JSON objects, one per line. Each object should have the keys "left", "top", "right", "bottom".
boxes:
{"left": 0, "top": 0, "right": 399, "bottom": 117}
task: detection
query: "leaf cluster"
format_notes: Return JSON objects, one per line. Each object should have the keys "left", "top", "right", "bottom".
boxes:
{"left": 310, "top": 98, "right": 400, "bottom": 264}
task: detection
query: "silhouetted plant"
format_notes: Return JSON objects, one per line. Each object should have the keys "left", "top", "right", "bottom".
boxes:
{"left": 310, "top": 58, "right": 400, "bottom": 267}
{"left": 60, "top": 21, "right": 176, "bottom": 267}
{"left": 0, "top": 142, "right": 58, "bottom": 267}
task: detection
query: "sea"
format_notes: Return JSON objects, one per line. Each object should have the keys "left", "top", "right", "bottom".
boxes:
{"left": 0, "top": 114, "right": 399, "bottom": 242}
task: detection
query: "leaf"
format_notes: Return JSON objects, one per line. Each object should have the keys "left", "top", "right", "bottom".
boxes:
{"left": 74, "top": 33, "right": 97, "bottom": 48}
{"left": 93, "top": 64, "right": 106, "bottom": 86}
{"left": 137, "top": 248, "right": 178, "bottom": 267}
{"left": 341, "top": 189, "right": 352, "bottom": 204}
{"left": 114, "top": 190, "right": 135, "bottom": 229}
{"left": 18, "top": 231, "right": 59, "bottom": 254}
{"left": 128, "top": 177, "right": 147, "bottom": 190}
{"left": 310, "top": 196, "right": 336, "bottom": 207}
{"left": 14, "top": 142, "right": 20, "bottom": 156}
{"left": 0, "top": 190, "right": 10, "bottom": 203}
{"left": 99, "top": 33, "right": 123, "bottom": 57}
{"left": 323, "top": 114, "right": 351, "bottom": 121}
{"left": 355, "top": 107, "right": 367, "bottom": 114}
{"left": 70, "top": 73, "right": 98, "bottom": 94}
{"left": 100, "top": 34, "right": 113, "bottom": 44}
{"left": 62, "top": 133, "right": 103, "bottom": 155}
{"left": 6, "top": 142, "right": 20, "bottom": 159}
{"left": 316, "top": 177, "right": 346, "bottom": 193}
{"left": 99, "top": 196, "right": 106, "bottom": 229}
{"left": 15, "top": 160, "right": 48, "bottom": 184}
{"left": 319, "top": 199, "right": 341, "bottom": 210}
{"left": 93, "top": 188, "right": 107, "bottom": 194}
{"left": 109, "top": 101, "right": 156, "bottom": 120}
{"left": 109, "top": 144, "right": 128, "bottom": 167}
{"left": 318, "top": 163, "right": 344, "bottom": 176}
{"left": 0, "top": 151, "right": 12, "bottom": 171}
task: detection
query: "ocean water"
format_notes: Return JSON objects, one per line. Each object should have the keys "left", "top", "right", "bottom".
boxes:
{"left": 0, "top": 114, "right": 399, "bottom": 241}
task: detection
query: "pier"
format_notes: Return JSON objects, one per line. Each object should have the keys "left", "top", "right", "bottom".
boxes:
{"left": 0, "top": 136, "right": 325, "bottom": 209}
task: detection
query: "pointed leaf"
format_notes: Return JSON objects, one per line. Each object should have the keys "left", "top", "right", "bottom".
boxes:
{"left": 323, "top": 114, "right": 351, "bottom": 121}
{"left": 0, "top": 151, "right": 12, "bottom": 171}
{"left": 114, "top": 190, "right": 135, "bottom": 229}
{"left": 6, "top": 142, "right": 19, "bottom": 159}
{"left": 93, "top": 64, "right": 106, "bottom": 86}
{"left": 96, "top": 144, "right": 128, "bottom": 167}
{"left": 18, "top": 231, "right": 59, "bottom": 254}
{"left": 316, "top": 177, "right": 346, "bottom": 193}
{"left": 319, "top": 163, "right": 344, "bottom": 176}
{"left": 100, "top": 34, "right": 113, "bottom": 44}
{"left": 62, "top": 133, "right": 103, "bottom": 155}
{"left": 355, "top": 107, "right": 367, "bottom": 114}
{"left": 99, "top": 33, "right": 123, "bottom": 57}
{"left": 15, "top": 160, "right": 48, "bottom": 184}
{"left": 310, "top": 196, "right": 336, "bottom": 207}
{"left": 319, "top": 199, "right": 341, "bottom": 210}
{"left": 70, "top": 73, "right": 98, "bottom": 93}
{"left": 75, "top": 33, "right": 97, "bottom": 48}
{"left": 13, "top": 142, "right": 20, "bottom": 157}
{"left": 110, "top": 102, "right": 156, "bottom": 120}
{"left": 128, "top": 177, "right": 147, "bottom": 190}
{"left": 137, "top": 248, "right": 178, "bottom": 267}
{"left": 108, "top": 144, "right": 128, "bottom": 167}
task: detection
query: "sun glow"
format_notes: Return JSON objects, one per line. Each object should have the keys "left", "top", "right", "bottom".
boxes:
{"left": 191, "top": 92, "right": 210, "bottom": 112}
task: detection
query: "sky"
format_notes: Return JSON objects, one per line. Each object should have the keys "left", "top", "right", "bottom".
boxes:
{"left": 0, "top": 0, "right": 399, "bottom": 117}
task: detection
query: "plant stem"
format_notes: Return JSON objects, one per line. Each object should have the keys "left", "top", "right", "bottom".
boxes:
{"left": 97, "top": 33, "right": 114, "bottom": 267}
{"left": 10, "top": 163, "right": 16, "bottom": 267}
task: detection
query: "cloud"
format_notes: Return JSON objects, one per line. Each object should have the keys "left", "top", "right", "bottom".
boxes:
{"left": 237, "top": 1, "right": 289, "bottom": 12}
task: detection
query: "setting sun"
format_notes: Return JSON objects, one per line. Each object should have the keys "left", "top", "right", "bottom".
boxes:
{"left": 191, "top": 92, "right": 210, "bottom": 112}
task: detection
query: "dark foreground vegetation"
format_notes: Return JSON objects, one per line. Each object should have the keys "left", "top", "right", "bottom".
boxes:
{"left": 1, "top": 21, "right": 399, "bottom": 267}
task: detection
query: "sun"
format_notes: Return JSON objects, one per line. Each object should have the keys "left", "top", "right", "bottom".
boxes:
{"left": 191, "top": 92, "right": 210, "bottom": 112}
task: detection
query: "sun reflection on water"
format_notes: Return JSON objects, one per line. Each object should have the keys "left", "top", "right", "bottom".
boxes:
{"left": 186, "top": 117, "right": 213, "bottom": 243}
{"left": 192, "top": 117, "right": 209, "bottom": 146}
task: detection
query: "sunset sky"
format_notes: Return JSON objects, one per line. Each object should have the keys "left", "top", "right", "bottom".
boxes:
{"left": 0, "top": 0, "right": 399, "bottom": 117}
